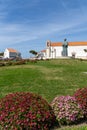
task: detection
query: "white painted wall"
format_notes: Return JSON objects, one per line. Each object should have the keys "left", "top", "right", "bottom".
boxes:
{"left": 51, "top": 46, "right": 62, "bottom": 57}
{"left": 68, "top": 46, "right": 87, "bottom": 58}
{"left": 4, "top": 49, "right": 9, "bottom": 58}
{"left": 46, "top": 46, "right": 87, "bottom": 59}
{"left": 46, "top": 48, "right": 51, "bottom": 58}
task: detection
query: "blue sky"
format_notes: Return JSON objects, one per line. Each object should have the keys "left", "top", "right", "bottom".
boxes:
{"left": 1, "top": 0, "right": 87, "bottom": 58}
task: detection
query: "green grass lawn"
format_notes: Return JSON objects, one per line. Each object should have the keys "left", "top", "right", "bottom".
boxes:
{"left": 0, "top": 59, "right": 87, "bottom": 130}
{"left": 54, "top": 124, "right": 87, "bottom": 130}
{"left": 0, "top": 59, "right": 87, "bottom": 102}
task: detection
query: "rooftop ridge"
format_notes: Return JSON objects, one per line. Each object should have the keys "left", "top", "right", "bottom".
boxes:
{"left": 50, "top": 41, "right": 87, "bottom": 46}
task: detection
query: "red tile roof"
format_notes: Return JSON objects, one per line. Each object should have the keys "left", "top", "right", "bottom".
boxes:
{"left": 41, "top": 49, "right": 46, "bottom": 52}
{"left": 69, "top": 42, "right": 87, "bottom": 46}
{"left": 7, "top": 48, "right": 18, "bottom": 53}
{"left": 51, "top": 42, "right": 62, "bottom": 46}
{"left": 50, "top": 42, "right": 87, "bottom": 46}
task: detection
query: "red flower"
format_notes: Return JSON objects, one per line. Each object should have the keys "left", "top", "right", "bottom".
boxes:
{"left": 0, "top": 92, "right": 56, "bottom": 130}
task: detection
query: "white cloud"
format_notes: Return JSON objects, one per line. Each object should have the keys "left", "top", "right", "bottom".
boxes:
{"left": 0, "top": 0, "right": 87, "bottom": 49}
{"left": 0, "top": 23, "right": 38, "bottom": 46}
{"left": 0, "top": 16, "right": 87, "bottom": 47}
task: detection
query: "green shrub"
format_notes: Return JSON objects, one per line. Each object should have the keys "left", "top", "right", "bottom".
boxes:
{"left": 0, "top": 62, "right": 5, "bottom": 66}
{"left": 12, "top": 60, "right": 26, "bottom": 65}
{"left": 51, "top": 96, "right": 83, "bottom": 126}
{"left": 74, "top": 88, "right": 87, "bottom": 117}
{"left": 6, "top": 61, "right": 12, "bottom": 66}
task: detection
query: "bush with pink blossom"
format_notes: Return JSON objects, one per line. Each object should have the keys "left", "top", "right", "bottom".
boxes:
{"left": 0, "top": 92, "right": 56, "bottom": 130}
{"left": 51, "top": 95, "right": 84, "bottom": 125}
{"left": 74, "top": 87, "right": 87, "bottom": 117}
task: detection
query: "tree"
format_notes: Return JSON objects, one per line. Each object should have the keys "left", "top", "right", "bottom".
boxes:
{"left": 84, "top": 49, "right": 87, "bottom": 58}
{"left": 0, "top": 52, "right": 4, "bottom": 56}
{"left": 84, "top": 49, "right": 87, "bottom": 52}
{"left": 29, "top": 50, "right": 38, "bottom": 56}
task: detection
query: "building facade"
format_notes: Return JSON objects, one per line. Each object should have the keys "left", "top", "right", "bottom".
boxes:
{"left": 4, "top": 48, "right": 21, "bottom": 59}
{"left": 45, "top": 40, "right": 87, "bottom": 59}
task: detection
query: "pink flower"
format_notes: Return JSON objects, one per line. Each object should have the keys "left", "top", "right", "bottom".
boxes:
{"left": 51, "top": 95, "right": 84, "bottom": 125}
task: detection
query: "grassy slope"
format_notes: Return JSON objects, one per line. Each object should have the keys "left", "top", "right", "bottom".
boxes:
{"left": 54, "top": 124, "right": 87, "bottom": 130}
{"left": 0, "top": 59, "right": 87, "bottom": 130}
{"left": 0, "top": 59, "right": 87, "bottom": 102}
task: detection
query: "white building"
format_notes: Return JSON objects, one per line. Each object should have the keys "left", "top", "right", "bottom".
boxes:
{"left": 4, "top": 48, "right": 21, "bottom": 59}
{"left": 45, "top": 40, "right": 87, "bottom": 59}
{"left": 38, "top": 50, "right": 46, "bottom": 59}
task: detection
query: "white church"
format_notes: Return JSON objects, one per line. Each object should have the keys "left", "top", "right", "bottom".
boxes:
{"left": 42, "top": 39, "right": 87, "bottom": 59}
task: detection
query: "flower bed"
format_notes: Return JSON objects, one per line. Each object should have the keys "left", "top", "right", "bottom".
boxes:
{"left": 74, "top": 87, "right": 87, "bottom": 117}
{"left": 0, "top": 92, "right": 56, "bottom": 130}
{"left": 51, "top": 95, "right": 84, "bottom": 125}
